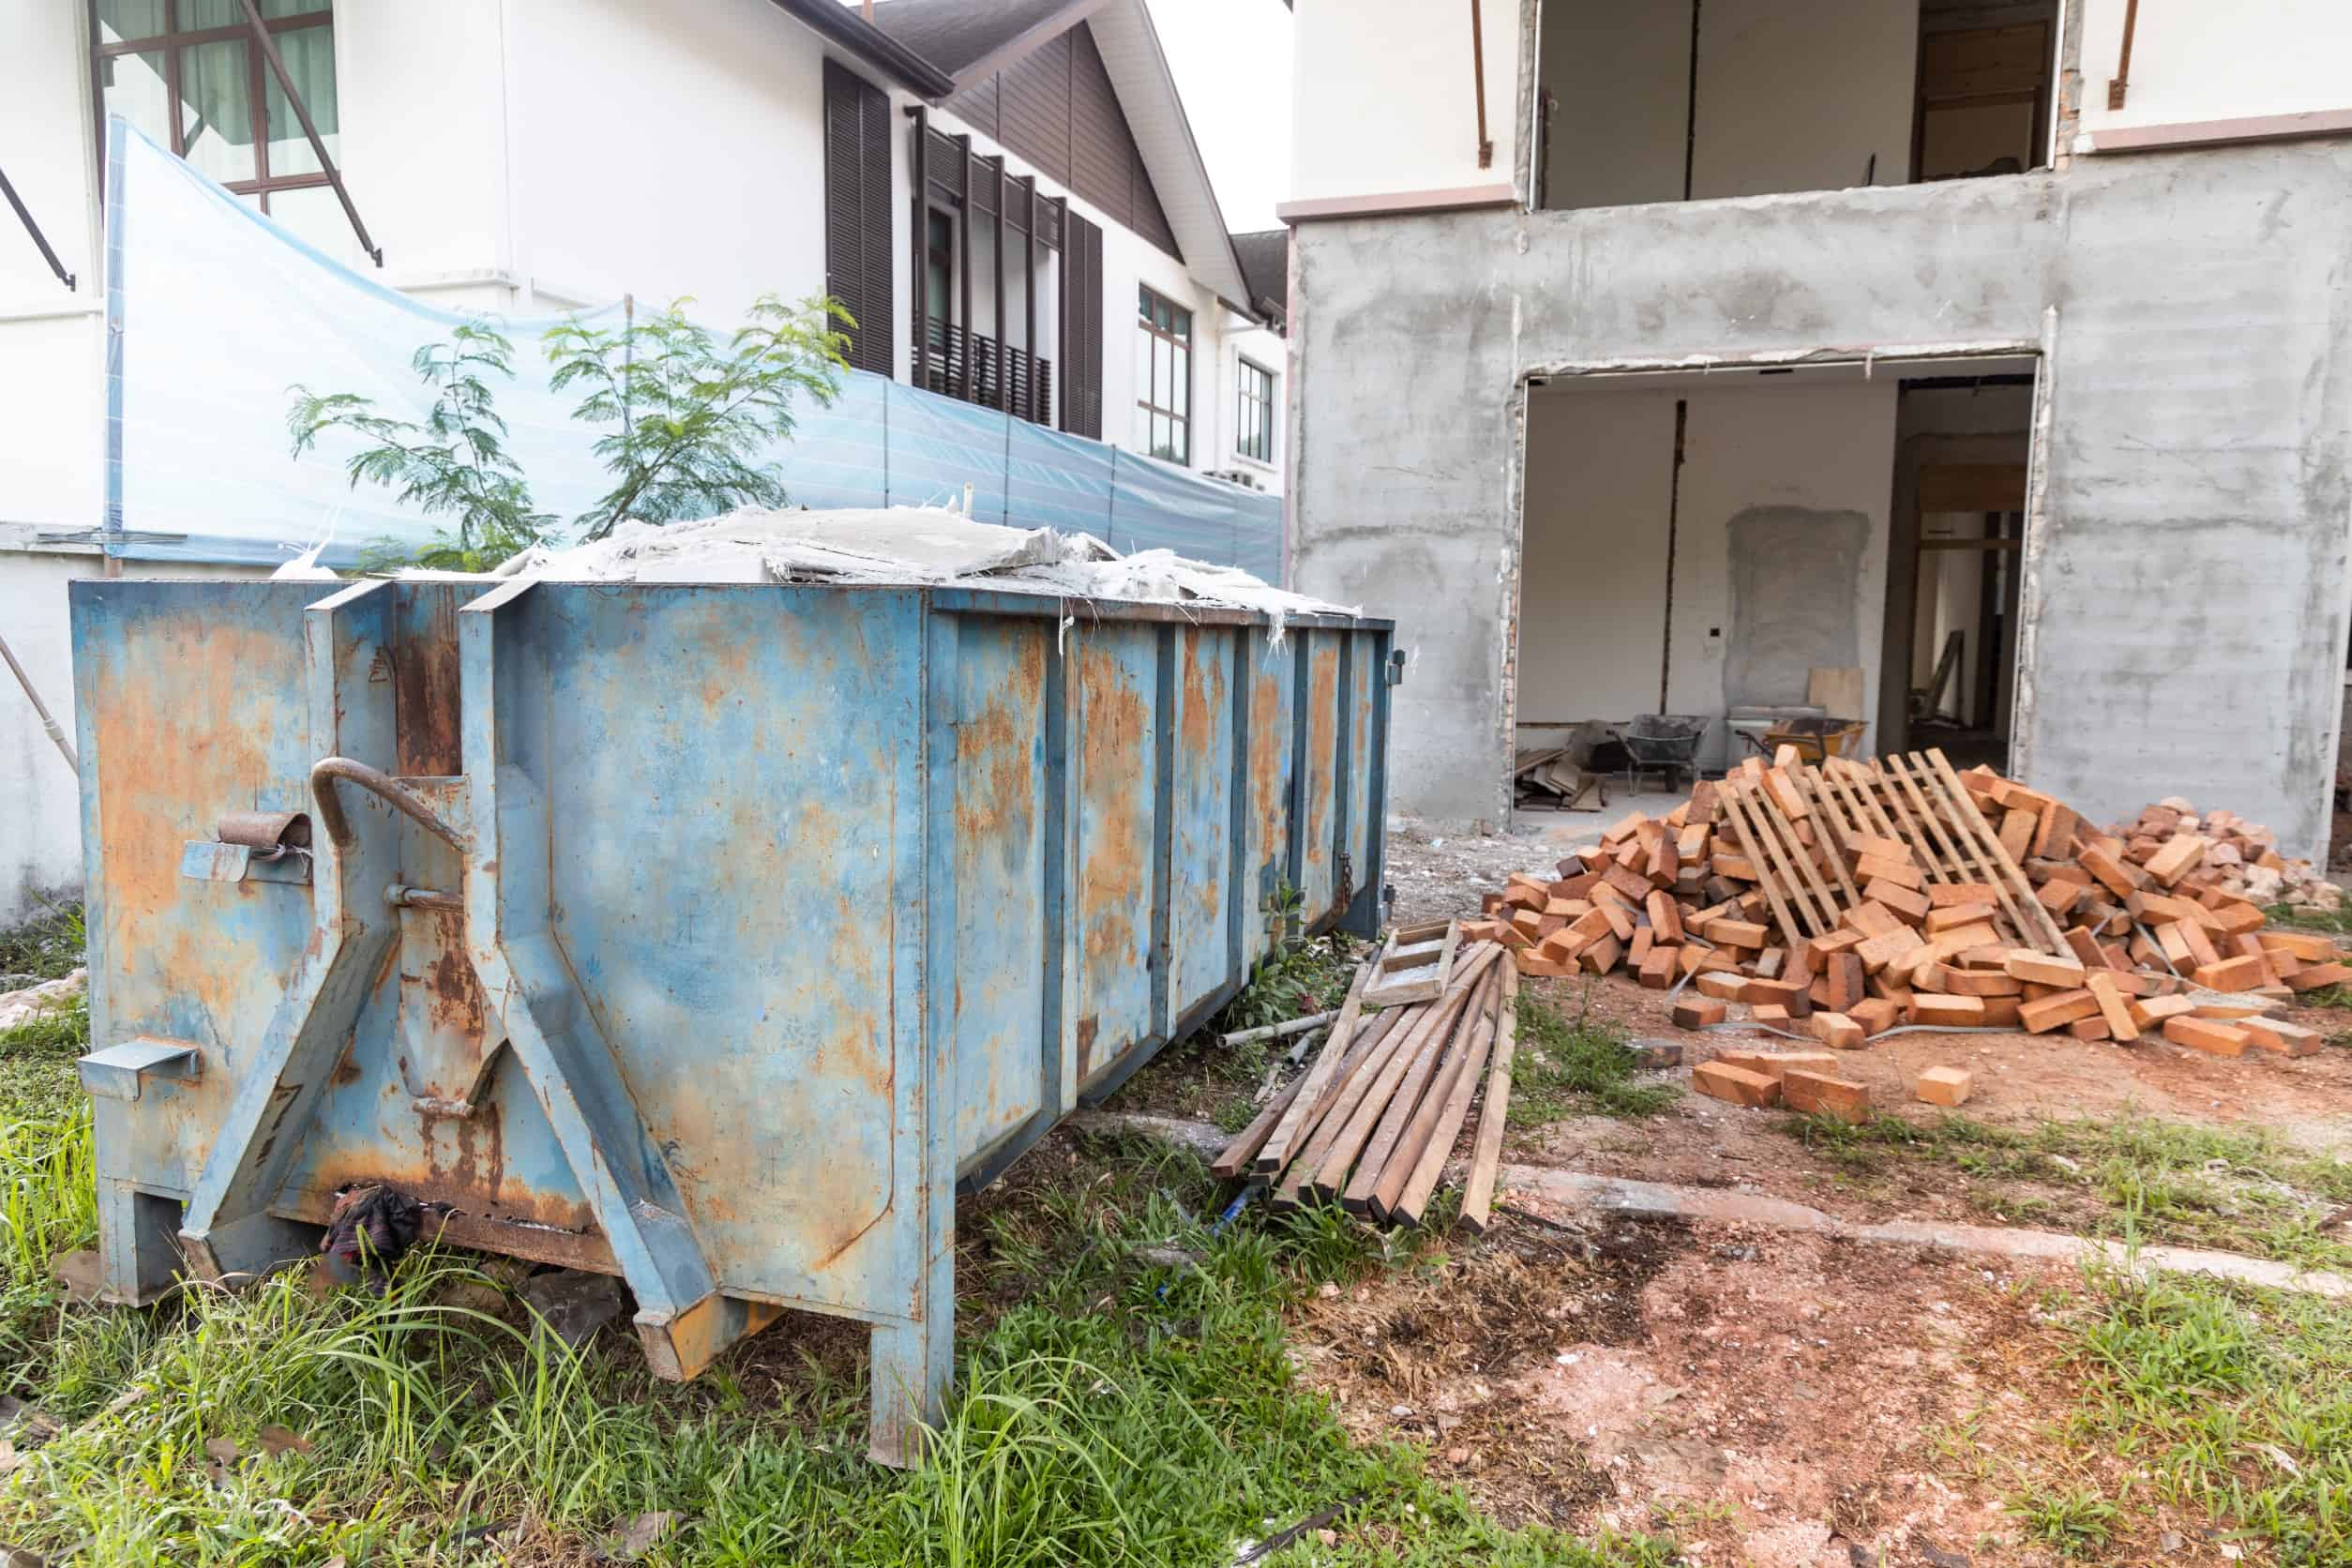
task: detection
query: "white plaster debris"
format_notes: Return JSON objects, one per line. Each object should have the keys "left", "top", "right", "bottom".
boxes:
{"left": 451, "top": 505, "right": 1355, "bottom": 643}
{"left": 0, "top": 968, "right": 84, "bottom": 1033}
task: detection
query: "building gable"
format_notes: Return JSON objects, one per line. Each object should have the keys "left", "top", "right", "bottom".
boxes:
{"left": 945, "top": 22, "right": 1181, "bottom": 261}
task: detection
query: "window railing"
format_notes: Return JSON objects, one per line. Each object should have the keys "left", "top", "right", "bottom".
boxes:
{"left": 917, "top": 318, "right": 1054, "bottom": 427}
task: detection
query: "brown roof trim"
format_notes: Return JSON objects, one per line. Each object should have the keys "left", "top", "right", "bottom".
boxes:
{"left": 1276, "top": 183, "right": 1519, "bottom": 224}
{"left": 762, "top": 0, "right": 956, "bottom": 98}
{"left": 947, "top": 0, "right": 1114, "bottom": 91}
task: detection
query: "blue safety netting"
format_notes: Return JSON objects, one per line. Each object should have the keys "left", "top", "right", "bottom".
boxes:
{"left": 99, "top": 117, "right": 1282, "bottom": 580}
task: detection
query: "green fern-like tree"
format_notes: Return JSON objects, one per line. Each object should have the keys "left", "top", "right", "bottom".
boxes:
{"left": 287, "top": 323, "right": 552, "bottom": 572}
{"left": 545, "top": 293, "right": 852, "bottom": 540}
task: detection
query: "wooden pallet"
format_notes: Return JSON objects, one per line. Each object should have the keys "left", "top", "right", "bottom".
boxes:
{"left": 1363, "top": 917, "right": 1460, "bottom": 1007}
{"left": 1814, "top": 750, "right": 2068, "bottom": 956}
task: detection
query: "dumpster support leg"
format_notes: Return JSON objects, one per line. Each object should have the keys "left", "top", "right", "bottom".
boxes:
{"left": 180, "top": 583, "right": 406, "bottom": 1283}
{"left": 461, "top": 580, "right": 774, "bottom": 1382}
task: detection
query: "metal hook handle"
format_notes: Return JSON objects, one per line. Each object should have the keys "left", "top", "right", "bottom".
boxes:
{"left": 309, "top": 757, "right": 467, "bottom": 852}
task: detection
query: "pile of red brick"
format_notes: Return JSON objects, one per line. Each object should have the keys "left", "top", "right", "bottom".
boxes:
{"left": 1458, "top": 760, "right": 2344, "bottom": 1118}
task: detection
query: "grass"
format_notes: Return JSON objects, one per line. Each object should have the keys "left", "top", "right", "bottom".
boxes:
{"left": 0, "top": 899, "right": 86, "bottom": 986}
{"left": 2262, "top": 901, "right": 2352, "bottom": 937}
{"left": 0, "top": 916, "right": 1679, "bottom": 1564}
{"left": 2005, "top": 1483, "right": 2122, "bottom": 1556}
{"left": 1782, "top": 1108, "right": 2352, "bottom": 1270}
{"left": 2026, "top": 1267, "right": 2352, "bottom": 1562}
{"left": 1113, "top": 888, "right": 1362, "bottom": 1133}
{"left": 1510, "top": 983, "right": 1681, "bottom": 1126}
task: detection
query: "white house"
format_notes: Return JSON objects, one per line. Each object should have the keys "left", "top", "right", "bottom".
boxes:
{"left": 1279, "top": 0, "right": 2352, "bottom": 861}
{"left": 0, "top": 0, "right": 1294, "bottom": 923}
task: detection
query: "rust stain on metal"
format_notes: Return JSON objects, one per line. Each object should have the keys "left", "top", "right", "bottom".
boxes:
{"left": 423, "top": 908, "right": 486, "bottom": 1033}
{"left": 1180, "top": 628, "right": 1225, "bottom": 928}
{"left": 1249, "top": 667, "right": 1286, "bottom": 872}
{"left": 1306, "top": 642, "right": 1338, "bottom": 854}
{"left": 394, "top": 584, "right": 465, "bottom": 776}
{"left": 954, "top": 633, "right": 1042, "bottom": 843}
{"left": 1076, "top": 644, "right": 1147, "bottom": 980}
{"left": 1076, "top": 1015, "right": 1099, "bottom": 1078}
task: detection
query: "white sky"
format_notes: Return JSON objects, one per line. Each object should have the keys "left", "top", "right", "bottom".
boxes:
{"left": 1143, "top": 0, "right": 1294, "bottom": 234}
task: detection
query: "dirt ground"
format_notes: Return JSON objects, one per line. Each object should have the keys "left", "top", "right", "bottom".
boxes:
{"left": 1262, "top": 960, "right": 2352, "bottom": 1561}
{"left": 1533, "top": 972, "right": 2352, "bottom": 1147}
{"left": 1287, "top": 1213, "right": 2228, "bottom": 1565}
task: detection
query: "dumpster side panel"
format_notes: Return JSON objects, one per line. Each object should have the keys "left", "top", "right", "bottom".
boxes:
{"left": 1297, "top": 634, "right": 1343, "bottom": 924}
{"left": 1342, "top": 627, "right": 1389, "bottom": 936}
{"left": 1169, "top": 625, "right": 1236, "bottom": 1024}
{"left": 535, "top": 585, "right": 925, "bottom": 1312}
{"left": 950, "top": 617, "right": 1051, "bottom": 1162}
{"left": 1071, "top": 623, "right": 1164, "bottom": 1089}
{"left": 1342, "top": 629, "right": 1378, "bottom": 925}
{"left": 1242, "top": 632, "right": 1296, "bottom": 965}
{"left": 69, "top": 580, "right": 326, "bottom": 1197}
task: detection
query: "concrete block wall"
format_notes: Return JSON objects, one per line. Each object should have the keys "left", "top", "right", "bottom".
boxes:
{"left": 1289, "top": 143, "right": 2352, "bottom": 860}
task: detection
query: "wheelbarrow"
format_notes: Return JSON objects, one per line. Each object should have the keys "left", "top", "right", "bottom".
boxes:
{"left": 1747, "top": 716, "right": 1867, "bottom": 764}
{"left": 1619, "top": 714, "right": 1710, "bottom": 792}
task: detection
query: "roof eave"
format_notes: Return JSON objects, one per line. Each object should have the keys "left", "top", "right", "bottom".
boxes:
{"left": 765, "top": 0, "right": 957, "bottom": 98}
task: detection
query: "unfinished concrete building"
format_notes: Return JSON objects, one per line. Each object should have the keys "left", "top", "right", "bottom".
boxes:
{"left": 1281, "top": 0, "right": 2352, "bottom": 861}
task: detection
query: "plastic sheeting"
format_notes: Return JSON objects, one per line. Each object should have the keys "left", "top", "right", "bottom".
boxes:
{"left": 98, "top": 117, "right": 1283, "bottom": 579}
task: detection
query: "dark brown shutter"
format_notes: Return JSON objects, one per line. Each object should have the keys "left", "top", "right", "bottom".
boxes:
{"left": 823, "top": 60, "right": 894, "bottom": 376}
{"left": 1060, "top": 210, "right": 1103, "bottom": 438}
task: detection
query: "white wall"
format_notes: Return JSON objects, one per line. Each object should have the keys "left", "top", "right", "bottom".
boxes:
{"left": 505, "top": 0, "right": 830, "bottom": 322}
{"left": 1518, "top": 392, "right": 1676, "bottom": 721}
{"left": 1520, "top": 378, "right": 1898, "bottom": 772}
{"left": 1212, "top": 319, "right": 1285, "bottom": 490}
{"left": 2077, "top": 0, "right": 2352, "bottom": 139}
{"left": 1289, "top": 0, "right": 1520, "bottom": 205}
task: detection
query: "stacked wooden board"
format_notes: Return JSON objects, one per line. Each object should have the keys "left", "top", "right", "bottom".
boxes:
{"left": 1211, "top": 942, "right": 1521, "bottom": 1233}
{"left": 1458, "top": 747, "right": 2344, "bottom": 1058}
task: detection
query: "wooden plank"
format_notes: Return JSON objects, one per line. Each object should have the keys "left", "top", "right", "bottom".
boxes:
{"left": 1922, "top": 747, "right": 2071, "bottom": 954}
{"left": 1255, "top": 959, "right": 1375, "bottom": 1173}
{"left": 1874, "top": 756, "right": 1966, "bottom": 882}
{"left": 1829, "top": 759, "right": 1940, "bottom": 884}
{"left": 1714, "top": 779, "right": 1810, "bottom": 951}
{"left": 1265, "top": 1006, "right": 1407, "bottom": 1177}
{"left": 1345, "top": 965, "right": 1496, "bottom": 1216}
{"left": 1372, "top": 973, "right": 1500, "bottom": 1223}
{"left": 1748, "top": 774, "right": 1847, "bottom": 929}
{"left": 1791, "top": 768, "right": 1864, "bottom": 905}
{"left": 1211, "top": 1063, "right": 1315, "bottom": 1179}
{"left": 1459, "top": 964, "right": 1519, "bottom": 1234}
{"left": 1363, "top": 917, "right": 1459, "bottom": 1006}
{"left": 1268, "top": 1006, "right": 1412, "bottom": 1209}
{"left": 1728, "top": 777, "right": 1833, "bottom": 939}
{"left": 1886, "top": 752, "right": 2035, "bottom": 950}
{"left": 1392, "top": 1003, "right": 1499, "bottom": 1227}
{"left": 1309, "top": 944, "right": 1499, "bottom": 1202}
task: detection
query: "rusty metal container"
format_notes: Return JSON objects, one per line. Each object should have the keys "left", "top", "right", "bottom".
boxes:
{"left": 68, "top": 576, "right": 1393, "bottom": 1461}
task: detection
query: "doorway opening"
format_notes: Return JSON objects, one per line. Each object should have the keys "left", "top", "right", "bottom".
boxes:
{"left": 1510, "top": 354, "right": 2040, "bottom": 821}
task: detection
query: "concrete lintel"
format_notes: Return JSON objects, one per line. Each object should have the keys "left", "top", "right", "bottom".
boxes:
{"left": 1277, "top": 184, "right": 1519, "bottom": 225}
{"left": 2085, "top": 107, "right": 2352, "bottom": 155}
{"left": 1523, "top": 340, "right": 2042, "bottom": 383}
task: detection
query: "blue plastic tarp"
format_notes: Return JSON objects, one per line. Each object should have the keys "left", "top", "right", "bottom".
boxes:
{"left": 100, "top": 116, "right": 1283, "bottom": 576}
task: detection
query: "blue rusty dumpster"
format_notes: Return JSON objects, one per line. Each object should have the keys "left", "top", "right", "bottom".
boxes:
{"left": 68, "top": 575, "right": 1393, "bottom": 1462}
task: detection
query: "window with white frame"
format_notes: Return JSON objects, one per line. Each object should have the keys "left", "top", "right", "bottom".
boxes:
{"left": 1135, "top": 284, "right": 1190, "bottom": 463}
{"left": 1237, "top": 357, "right": 1274, "bottom": 463}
